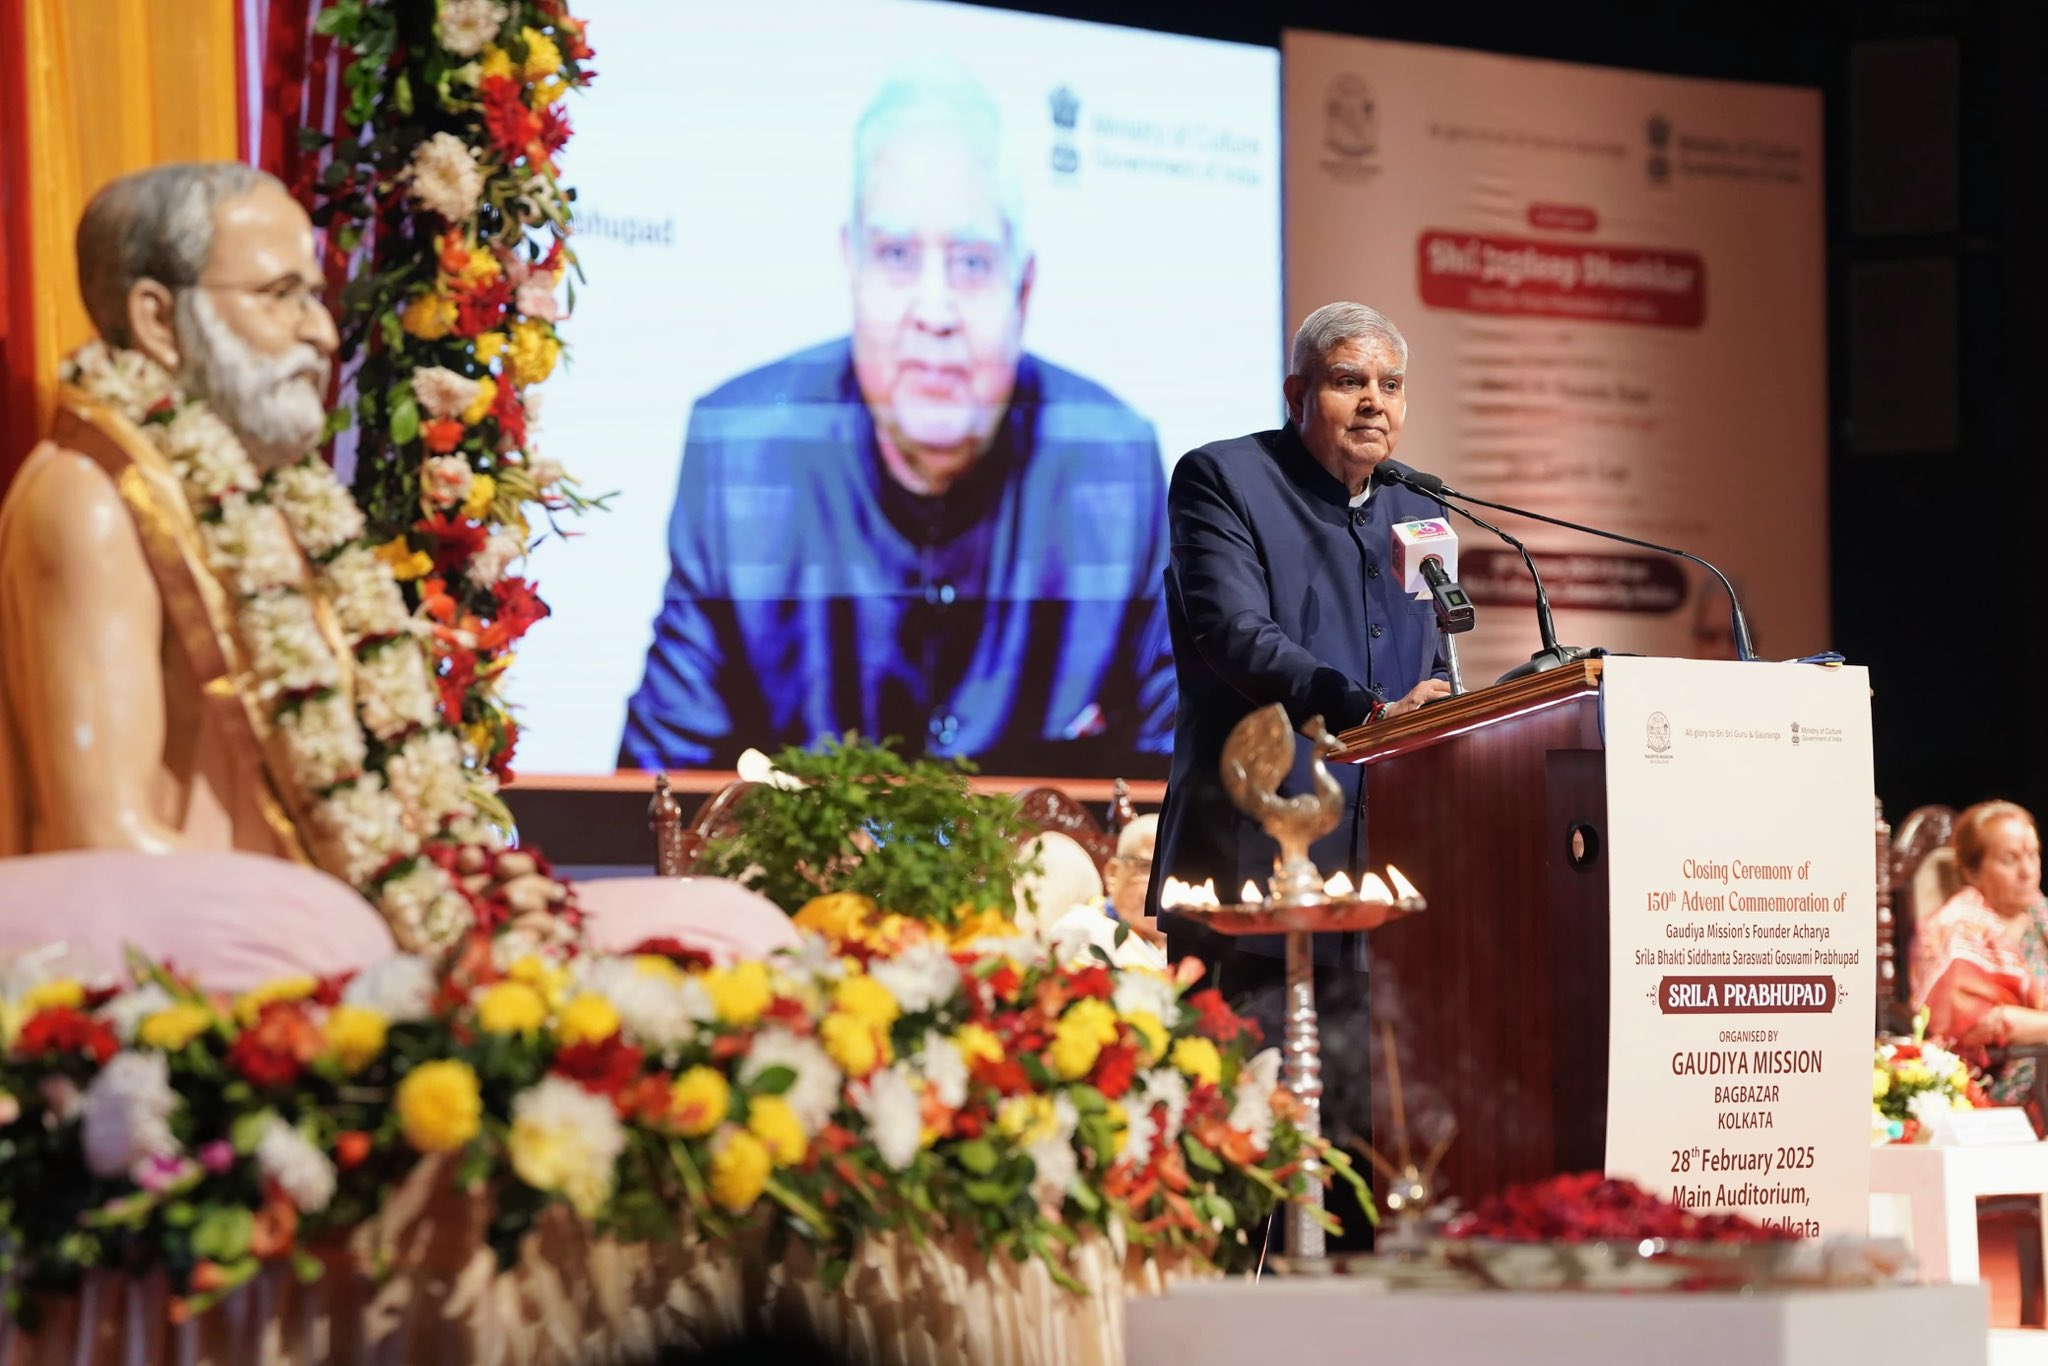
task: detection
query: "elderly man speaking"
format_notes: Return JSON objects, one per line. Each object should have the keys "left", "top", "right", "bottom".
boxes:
{"left": 1151, "top": 304, "right": 1450, "bottom": 1211}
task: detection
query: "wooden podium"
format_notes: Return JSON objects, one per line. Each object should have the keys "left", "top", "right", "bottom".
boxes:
{"left": 1329, "top": 659, "right": 1611, "bottom": 1208}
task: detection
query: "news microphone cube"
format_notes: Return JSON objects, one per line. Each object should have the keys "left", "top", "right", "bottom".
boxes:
{"left": 1392, "top": 518, "right": 1459, "bottom": 598}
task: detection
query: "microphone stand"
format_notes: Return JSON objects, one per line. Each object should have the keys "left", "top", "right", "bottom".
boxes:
{"left": 1378, "top": 467, "right": 1586, "bottom": 682}
{"left": 1403, "top": 475, "right": 1757, "bottom": 663}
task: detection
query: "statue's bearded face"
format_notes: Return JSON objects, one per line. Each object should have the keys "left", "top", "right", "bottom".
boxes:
{"left": 174, "top": 185, "right": 338, "bottom": 467}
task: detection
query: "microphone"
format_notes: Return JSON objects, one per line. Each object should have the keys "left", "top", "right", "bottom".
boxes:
{"left": 1391, "top": 517, "right": 1474, "bottom": 694}
{"left": 1378, "top": 466, "right": 1757, "bottom": 663}
{"left": 1375, "top": 465, "right": 1585, "bottom": 682}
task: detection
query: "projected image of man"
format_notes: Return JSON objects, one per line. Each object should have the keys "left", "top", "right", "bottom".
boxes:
{"left": 620, "top": 63, "right": 1170, "bottom": 775}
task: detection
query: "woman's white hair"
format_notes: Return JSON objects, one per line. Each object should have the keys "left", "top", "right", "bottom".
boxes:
{"left": 1288, "top": 301, "right": 1409, "bottom": 378}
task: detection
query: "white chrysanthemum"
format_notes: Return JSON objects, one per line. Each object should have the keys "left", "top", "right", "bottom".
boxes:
{"left": 203, "top": 496, "right": 305, "bottom": 597}
{"left": 1026, "top": 1095, "right": 1081, "bottom": 1207}
{"left": 410, "top": 365, "right": 481, "bottom": 422}
{"left": 276, "top": 691, "right": 368, "bottom": 791}
{"left": 778, "top": 934, "right": 849, "bottom": 985}
{"left": 356, "top": 641, "right": 440, "bottom": 741}
{"left": 1112, "top": 968, "right": 1182, "bottom": 1030}
{"left": 312, "top": 775, "right": 418, "bottom": 885}
{"left": 383, "top": 729, "right": 472, "bottom": 830}
{"left": 257, "top": 1115, "right": 336, "bottom": 1213}
{"left": 1228, "top": 1048, "right": 1283, "bottom": 1156}
{"left": 437, "top": 0, "right": 507, "bottom": 58}
{"left": 342, "top": 955, "right": 438, "bottom": 1022}
{"left": 242, "top": 591, "right": 342, "bottom": 698}
{"left": 320, "top": 546, "right": 412, "bottom": 642}
{"left": 568, "top": 957, "right": 704, "bottom": 1055}
{"left": 869, "top": 941, "right": 960, "bottom": 1016}
{"left": 528, "top": 457, "right": 565, "bottom": 489}
{"left": 410, "top": 132, "right": 486, "bottom": 223}
{"left": 740, "top": 1028, "right": 842, "bottom": 1136}
{"left": 464, "top": 529, "right": 525, "bottom": 589}
{"left": 378, "top": 861, "right": 471, "bottom": 950}
{"left": 97, "top": 984, "right": 174, "bottom": 1042}
{"left": 1920, "top": 1043, "right": 1963, "bottom": 1081}
{"left": 1908, "top": 1089, "right": 1956, "bottom": 1128}
{"left": 854, "top": 1064, "right": 924, "bottom": 1171}
{"left": 1136, "top": 1068, "right": 1190, "bottom": 1149}
{"left": 160, "top": 405, "right": 259, "bottom": 500}
{"left": 916, "top": 1029, "right": 968, "bottom": 1109}
{"left": 66, "top": 339, "right": 176, "bottom": 413}
{"left": 80, "top": 1051, "right": 181, "bottom": 1179}
{"left": 268, "top": 459, "right": 366, "bottom": 560}
{"left": 509, "top": 1076, "right": 626, "bottom": 1218}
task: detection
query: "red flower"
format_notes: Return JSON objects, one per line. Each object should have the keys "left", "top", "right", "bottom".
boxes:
{"left": 478, "top": 575, "right": 549, "bottom": 652}
{"left": 1065, "top": 965, "right": 1113, "bottom": 1001}
{"left": 417, "top": 513, "right": 488, "bottom": 572}
{"left": 226, "top": 1002, "right": 324, "bottom": 1089}
{"left": 334, "top": 1131, "right": 373, "bottom": 1171}
{"left": 437, "top": 644, "right": 478, "bottom": 725}
{"left": 554, "top": 1035, "right": 645, "bottom": 1098}
{"left": 14, "top": 1007, "right": 117, "bottom": 1065}
{"left": 1091, "top": 1042, "right": 1138, "bottom": 1100}
{"left": 626, "top": 937, "right": 717, "bottom": 973}
{"left": 480, "top": 76, "right": 542, "bottom": 163}
{"left": 536, "top": 105, "right": 573, "bottom": 162}
{"left": 422, "top": 418, "right": 465, "bottom": 455}
{"left": 1188, "top": 988, "right": 1259, "bottom": 1047}
{"left": 491, "top": 380, "right": 527, "bottom": 451}
{"left": 437, "top": 237, "right": 471, "bottom": 278}
{"left": 452, "top": 276, "right": 512, "bottom": 338}
{"left": 616, "top": 1073, "right": 677, "bottom": 1127}
{"left": 970, "top": 1055, "right": 1032, "bottom": 1096}
{"left": 984, "top": 964, "right": 1021, "bottom": 1004}
{"left": 487, "top": 717, "right": 520, "bottom": 780}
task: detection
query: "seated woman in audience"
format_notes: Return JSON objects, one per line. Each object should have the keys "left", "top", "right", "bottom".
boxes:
{"left": 1910, "top": 799, "right": 2048, "bottom": 1102}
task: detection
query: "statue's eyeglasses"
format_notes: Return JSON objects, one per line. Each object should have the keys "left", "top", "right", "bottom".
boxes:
{"left": 197, "top": 278, "right": 325, "bottom": 318}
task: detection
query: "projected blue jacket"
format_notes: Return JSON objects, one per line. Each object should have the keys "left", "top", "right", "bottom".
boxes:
{"left": 1148, "top": 428, "right": 1448, "bottom": 959}
{"left": 619, "top": 339, "right": 1173, "bottom": 777}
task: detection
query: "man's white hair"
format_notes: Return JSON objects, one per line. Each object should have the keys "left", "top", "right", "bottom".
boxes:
{"left": 1288, "top": 301, "right": 1409, "bottom": 378}
{"left": 850, "top": 60, "right": 1028, "bottom": 275}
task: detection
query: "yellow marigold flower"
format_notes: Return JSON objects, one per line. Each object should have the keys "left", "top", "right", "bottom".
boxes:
{"left": 704, "top": 961, "right": 772, "bottom": 1026}
{"left": 820, "top": 1011, "right": 882, "bottom": 1078}
{"left": 1105, "top": 1101, "right": 1129, "bottom": 1157}
{"left": 1897, "top": 1060, "right": 1933, "bottom": 1088}
{"left": 747, "top": 1094, "right": 806, "bottom": 1167}
{"left": 521, "top": 26, "right": 563, "bottom": 81}
{"left": 557, "top": 993, "right": 621, "bottom": 1046}
{"left": 459, "top": 250, "right": 502, "bottom": 287}
{"left": 634, "top": 955, "right": 686, "bottom": 984}
{"left": 1124, "top": 1010, "right": 1168, "bottom": 1066}
{"left": 506, "top": 954, "right": 568, "bottom": 998}
{"left": 1170, "top": 1036, "right": 1223, "bottom": 1089}
{"left": 325, "top": 1005, "right": 388, "bottom": 1074}
{"left": 397, "top": 1060, "right": 483, "bottom": 1153}
{"left": 372, "top": 535, "right": 434, "bottom": 581}
{"left": 506, "top": 319, "right": 560, "bottom": 387}
{"left": 671, "top": 1066, "right": 731, "bottom": 1138}
{"left": 460, "top": 376, "right": 498, "bottom": 427}
{"left": 1873, "top": 1066, "right": 1890, "bottom": 1101}
{"left": 474, "top": 330, "right": 507, "bottom": 365}
{"left": 464, "top": 720, "right": 496, "bottom": 757}
{"left": 401, "top": 291, "right": 456, "bottom": 340}
{"left": 793, "top": 892, "right": 881, "bottom": 948}
{"left": 709, "top": 1127, "right": 771, "bottom": 1213}
{"left": 477, "top": 980, "right": 549, "bottom": 1036}
{"left": 953, "top": 1022, "right": 1003, "bottom": 1068}
{"left": 998, "top": 1095, "right": 1059, "bottom": 1147}
{"left": 22, "top": 979, "right": 84, "bottom": 1013}
{"left": 1049, "top": 1000, "right": 1119, "bottom": 1081}
{"left": 948, "top": 907, "right": 1021, "bottom": 947}
{"left": 236, "top": 975, "right": 318, "bottom": 1026}
{"left": 833, "top": 973, "right": 901, "bottom": 1029}
{"left": 137, "top": 1003, "right": 214, "bottom": 1052}
{"left": 479, "top": 44, "right": 516, "bottom": 82}
{"left": 460, "top": 471, "right": 497, "bottom": 520}
{"left": 532, "top": 76, "right": 570, "bottom": 109}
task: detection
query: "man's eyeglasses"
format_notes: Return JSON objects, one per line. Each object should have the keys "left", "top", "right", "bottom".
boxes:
{"left": 198, "top": 278, "right": 326, "bottom": 320}
{"left": 857, "top": 233, "right": 1011, "bottom": 293}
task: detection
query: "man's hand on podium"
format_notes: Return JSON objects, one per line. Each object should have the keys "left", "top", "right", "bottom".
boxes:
{"left": 1383, "top": 678, "right": 1453, "bottom": 719}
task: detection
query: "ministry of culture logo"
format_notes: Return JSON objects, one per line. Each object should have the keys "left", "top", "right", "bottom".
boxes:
{"left": 1324, "top": 75, "right": 1378, "bottom": 159}
{"left": 1790, "top": 721, "right": 1801, "bottom": 747}
{"left": 1646, "top": 711, "right": 1672, "bottom": 753}
{"left": 1646, "top": 112, "right": 1672, "bottom": 186}
{"left": 1049, "top": 85, "right": 1080, "bottom": 176}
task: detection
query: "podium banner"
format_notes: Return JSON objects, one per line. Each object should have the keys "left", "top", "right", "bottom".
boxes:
{"left": 1600, "top": 657, "right": 1875, "bottom": 1239}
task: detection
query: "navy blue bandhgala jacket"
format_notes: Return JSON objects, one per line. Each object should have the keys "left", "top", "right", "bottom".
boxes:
{"left": 619, "top": 339, "right": 1174, "bottom": 777}
{"left": 1148, "top": 425, "right": 1448, "bottom": 960}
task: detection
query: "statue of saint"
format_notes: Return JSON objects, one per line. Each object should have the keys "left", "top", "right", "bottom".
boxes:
{"left": 0, "top": 163, "right": 562, "bottom": 951}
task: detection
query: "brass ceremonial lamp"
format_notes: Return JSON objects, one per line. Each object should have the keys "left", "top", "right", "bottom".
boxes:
{"left": 1160, "top": 703, "right": 1427, "bottom": 1258}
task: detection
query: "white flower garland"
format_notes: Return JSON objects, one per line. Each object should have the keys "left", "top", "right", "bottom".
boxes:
{"left": 62, "top": 341, "right": 483, "bottom": 951}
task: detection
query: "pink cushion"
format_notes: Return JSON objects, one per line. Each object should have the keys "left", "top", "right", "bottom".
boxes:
{"left": 0, "top": 850, "right": 396, "bottom": 992}
{"left": 574, "top": 876, "right": 800, "bottom": 965}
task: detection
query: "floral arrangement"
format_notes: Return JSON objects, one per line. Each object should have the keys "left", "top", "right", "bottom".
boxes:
{"left": 0, "top": 913, "right": 1362, "bottom": 1322}
{"left": 701, "top": 737, "right": 1034, "bottom": 933}
{"left": 1873, "top": 1012, "right": 1987, "bottom": 1144}
{"left": 1444, "top": 1173, "right": 1795, "bottom": 1245}
{"left": 304, "top": 0, "right": 599, "bottom": 782}
{"left": 60, "top": 343, "right": 567, "bottom": 951}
